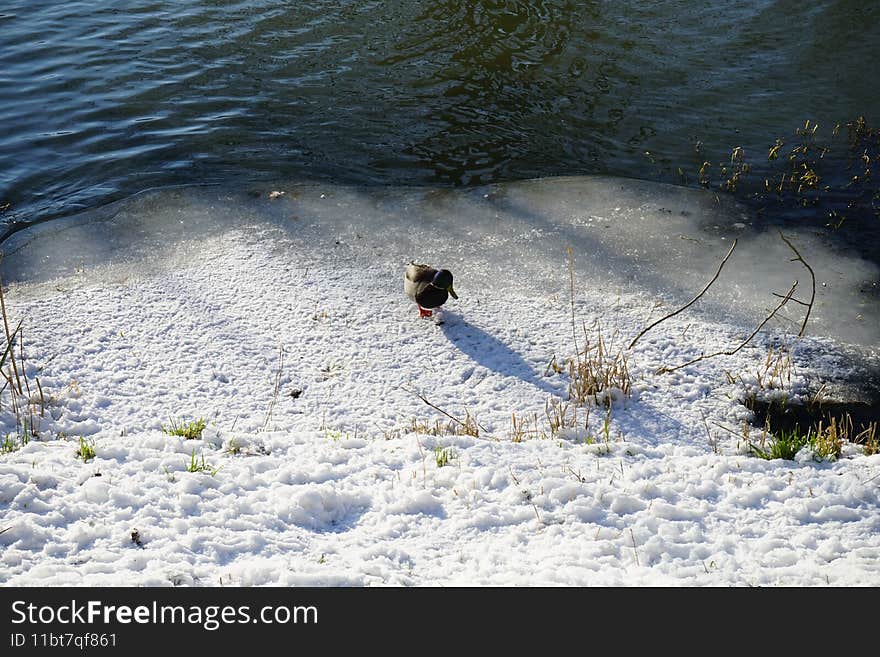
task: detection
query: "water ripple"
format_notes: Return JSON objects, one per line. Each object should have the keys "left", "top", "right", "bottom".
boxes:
{"left": 0, "top": 0, "right": 876, "bottom": 229}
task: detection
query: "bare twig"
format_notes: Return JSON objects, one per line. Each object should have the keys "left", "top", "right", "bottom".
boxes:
{"left": 708, "top": 421, "right": 743, "bottom": 439}
{"left": 36, "top": 377, "right": 45, "bottom": 417}
{"left": 630, "top": 528, "right": 640, "bottom": 566}
{"left": 657, "top": 281, "right": 798, "bottom": 374}
{"left": 771, "top": 292, "right": 810, "bottom": 307}
{"left": 401, "top": 386, "right": 488, "bottom": 435}
{"left": 699, "top": 409, "right": 717, "bottom": 453}
{"left": 2, "top": 370, "right": 17, "bottom": 417}
{"left": 629, "top": 239, "right": 738, "bottom": 350}
{"left": 20, "top": 326, "right": 32, "bottom": 400}
{"left": 566, "top": 465, "right": 586, "bottom": 482}
{"left": 0, "top": 318, "right": 23, "bottom": 372}
{"left": 778, "top": 231, "right": 815, "bottom": 337}
{"left": 531, "top": 501, "right": 542, "bottom": 524}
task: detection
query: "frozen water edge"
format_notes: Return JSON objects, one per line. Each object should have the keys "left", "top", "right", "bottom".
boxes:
{"left": 0, "top": 176, "right": 878, "bottom": 586}
{"left": 3, "top": 175, "right": 879, "bottom": 349}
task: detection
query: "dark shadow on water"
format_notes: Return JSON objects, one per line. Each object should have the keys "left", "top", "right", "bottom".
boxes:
{"left": 438, "top": 311, "right": 561, "bottom": 396}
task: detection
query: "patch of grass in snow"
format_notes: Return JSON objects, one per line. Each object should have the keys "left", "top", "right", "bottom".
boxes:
{"left": 380, "top": 426, "right": 403, "bottom": 440}
{"left": 747, "top": 392, "right": 880, "bottom": 459}
{"left": 728, "top": 344, "right": 798, "bottom": 408}
{"left": 323, "top": 424, "right": 368, "bottom": 442}
{"left": 1, "top": 432, "right": 26, "bottom": 454}
{"left": 388, "top": 413, "right": 484, "bottom": 441}
{"left": 325, "top": 429, "right": 348, "bottom": 441}
{"left": 75, "top": 437, "right": 96, "bottom": 462}
{"left": 545, "top": 397, "right": 590, "bottom": 438}
{"left": 810, "top": 415, "right": 879, "bottom": 460}
{"left": 509, "top": 411, "right": 543, "bottom": 442}
{"left": 434, "top": 446, "right": 457, "bottom": 467}
{"left": 749, "top": 427, "right": 808, "bottom": 461}
{"left": 748, "top": 417, "right": 848, "bottom": 462}
{"left": 753, "top": 345, "right": 794, "bottom": 392}
{"left": 562, "top": 322, "right": 632, "bottom": 407}
{"left": 578, "top": 406, "right": 616, "bottom": 451}
{"left": 449, "top": 408, "right": 480, "bottom": 437}
{"left": 542, "top": 395, "right": 618, "bottom": 450}
{"left": 185, "top": 450, "right": 220, "bottom": 475}
{"left": 560, "top": 250, "right": 632, "bottom": 407}
{"left": 858, "top": 422, "right": 880, "bottom": 455}
{"left": 162, "top": 417, "right": 207, "bottom": 440}
{"left": 810, "top": 421, "right": 846, "bottom": 461}
{"left": 599, "top": 405, "right": 614, "bottom": 444}
{"left": 1, "top": 418, "right": 37, "bottom": 454}
{"left": 410, "top": 417, "right": 450, "bottom": 436}
{"left": 410, "top": 414, "right": 480, "bottom": 438}
{"left": 312, "top": 303, "right": 329, "bottom": 322}
{"left": 406, "top": 396, "right": 482, "bottom": 438}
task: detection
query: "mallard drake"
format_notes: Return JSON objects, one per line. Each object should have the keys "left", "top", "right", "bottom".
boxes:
{"left": 404, "top": 261, "right": 458, "bottom": 318}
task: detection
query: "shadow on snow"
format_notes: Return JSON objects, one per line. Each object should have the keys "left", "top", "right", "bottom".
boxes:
{"left": 438, "top": 312, "right": 560, "bottom": 396}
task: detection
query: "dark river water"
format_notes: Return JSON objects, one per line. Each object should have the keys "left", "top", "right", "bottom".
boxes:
{"left": 1, "top": 1, "right": 878, "bottom": 246}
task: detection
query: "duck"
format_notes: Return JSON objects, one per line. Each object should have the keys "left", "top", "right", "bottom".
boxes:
{"left": 404, "top": 261, "right": 458, "bottom": 318}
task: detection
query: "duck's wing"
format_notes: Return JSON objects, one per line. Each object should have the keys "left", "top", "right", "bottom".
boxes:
{"left": 404, "top": 262, "right": 436, "bottom": 302}
{"left": 405, "top": 261, "right": 437, "bottom": 284}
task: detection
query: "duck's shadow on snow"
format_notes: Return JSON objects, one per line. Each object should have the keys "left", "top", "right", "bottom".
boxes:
{"left": 438, "top": 312, "right": 560, "bottom": 396}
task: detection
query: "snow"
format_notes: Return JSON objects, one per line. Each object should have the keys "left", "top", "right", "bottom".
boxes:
{"left": 0, "top": 176, "right": 878, "bottom": 587}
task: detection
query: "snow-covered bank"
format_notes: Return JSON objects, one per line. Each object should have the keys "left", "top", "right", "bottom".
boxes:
{"left": 1, "top": 177, "right": 878, "bottom": 586}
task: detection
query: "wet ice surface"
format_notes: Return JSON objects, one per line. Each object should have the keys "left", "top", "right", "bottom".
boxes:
{"left": 5, "top": 176, "right": 878, "bottom": 347}
{"left": 1, "top": 176, "right": 878, "bottom": 586}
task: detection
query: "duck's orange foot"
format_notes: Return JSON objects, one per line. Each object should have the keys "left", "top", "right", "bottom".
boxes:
{"left": 418, "top": 306, "right": 433, "bottom": 318}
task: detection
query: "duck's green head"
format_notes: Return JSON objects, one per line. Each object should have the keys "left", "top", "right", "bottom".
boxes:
{"left": 432, "top": 269, "right": 458, "bottom": 299}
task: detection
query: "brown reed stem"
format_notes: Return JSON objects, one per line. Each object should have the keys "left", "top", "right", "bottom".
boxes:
{"left": 629, "top": 239, "right": 738, "bottom": 350}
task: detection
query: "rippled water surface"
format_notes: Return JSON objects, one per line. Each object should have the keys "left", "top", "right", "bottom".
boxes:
{"left": 1, "top": 1, "right": 878, "bottom": 233}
